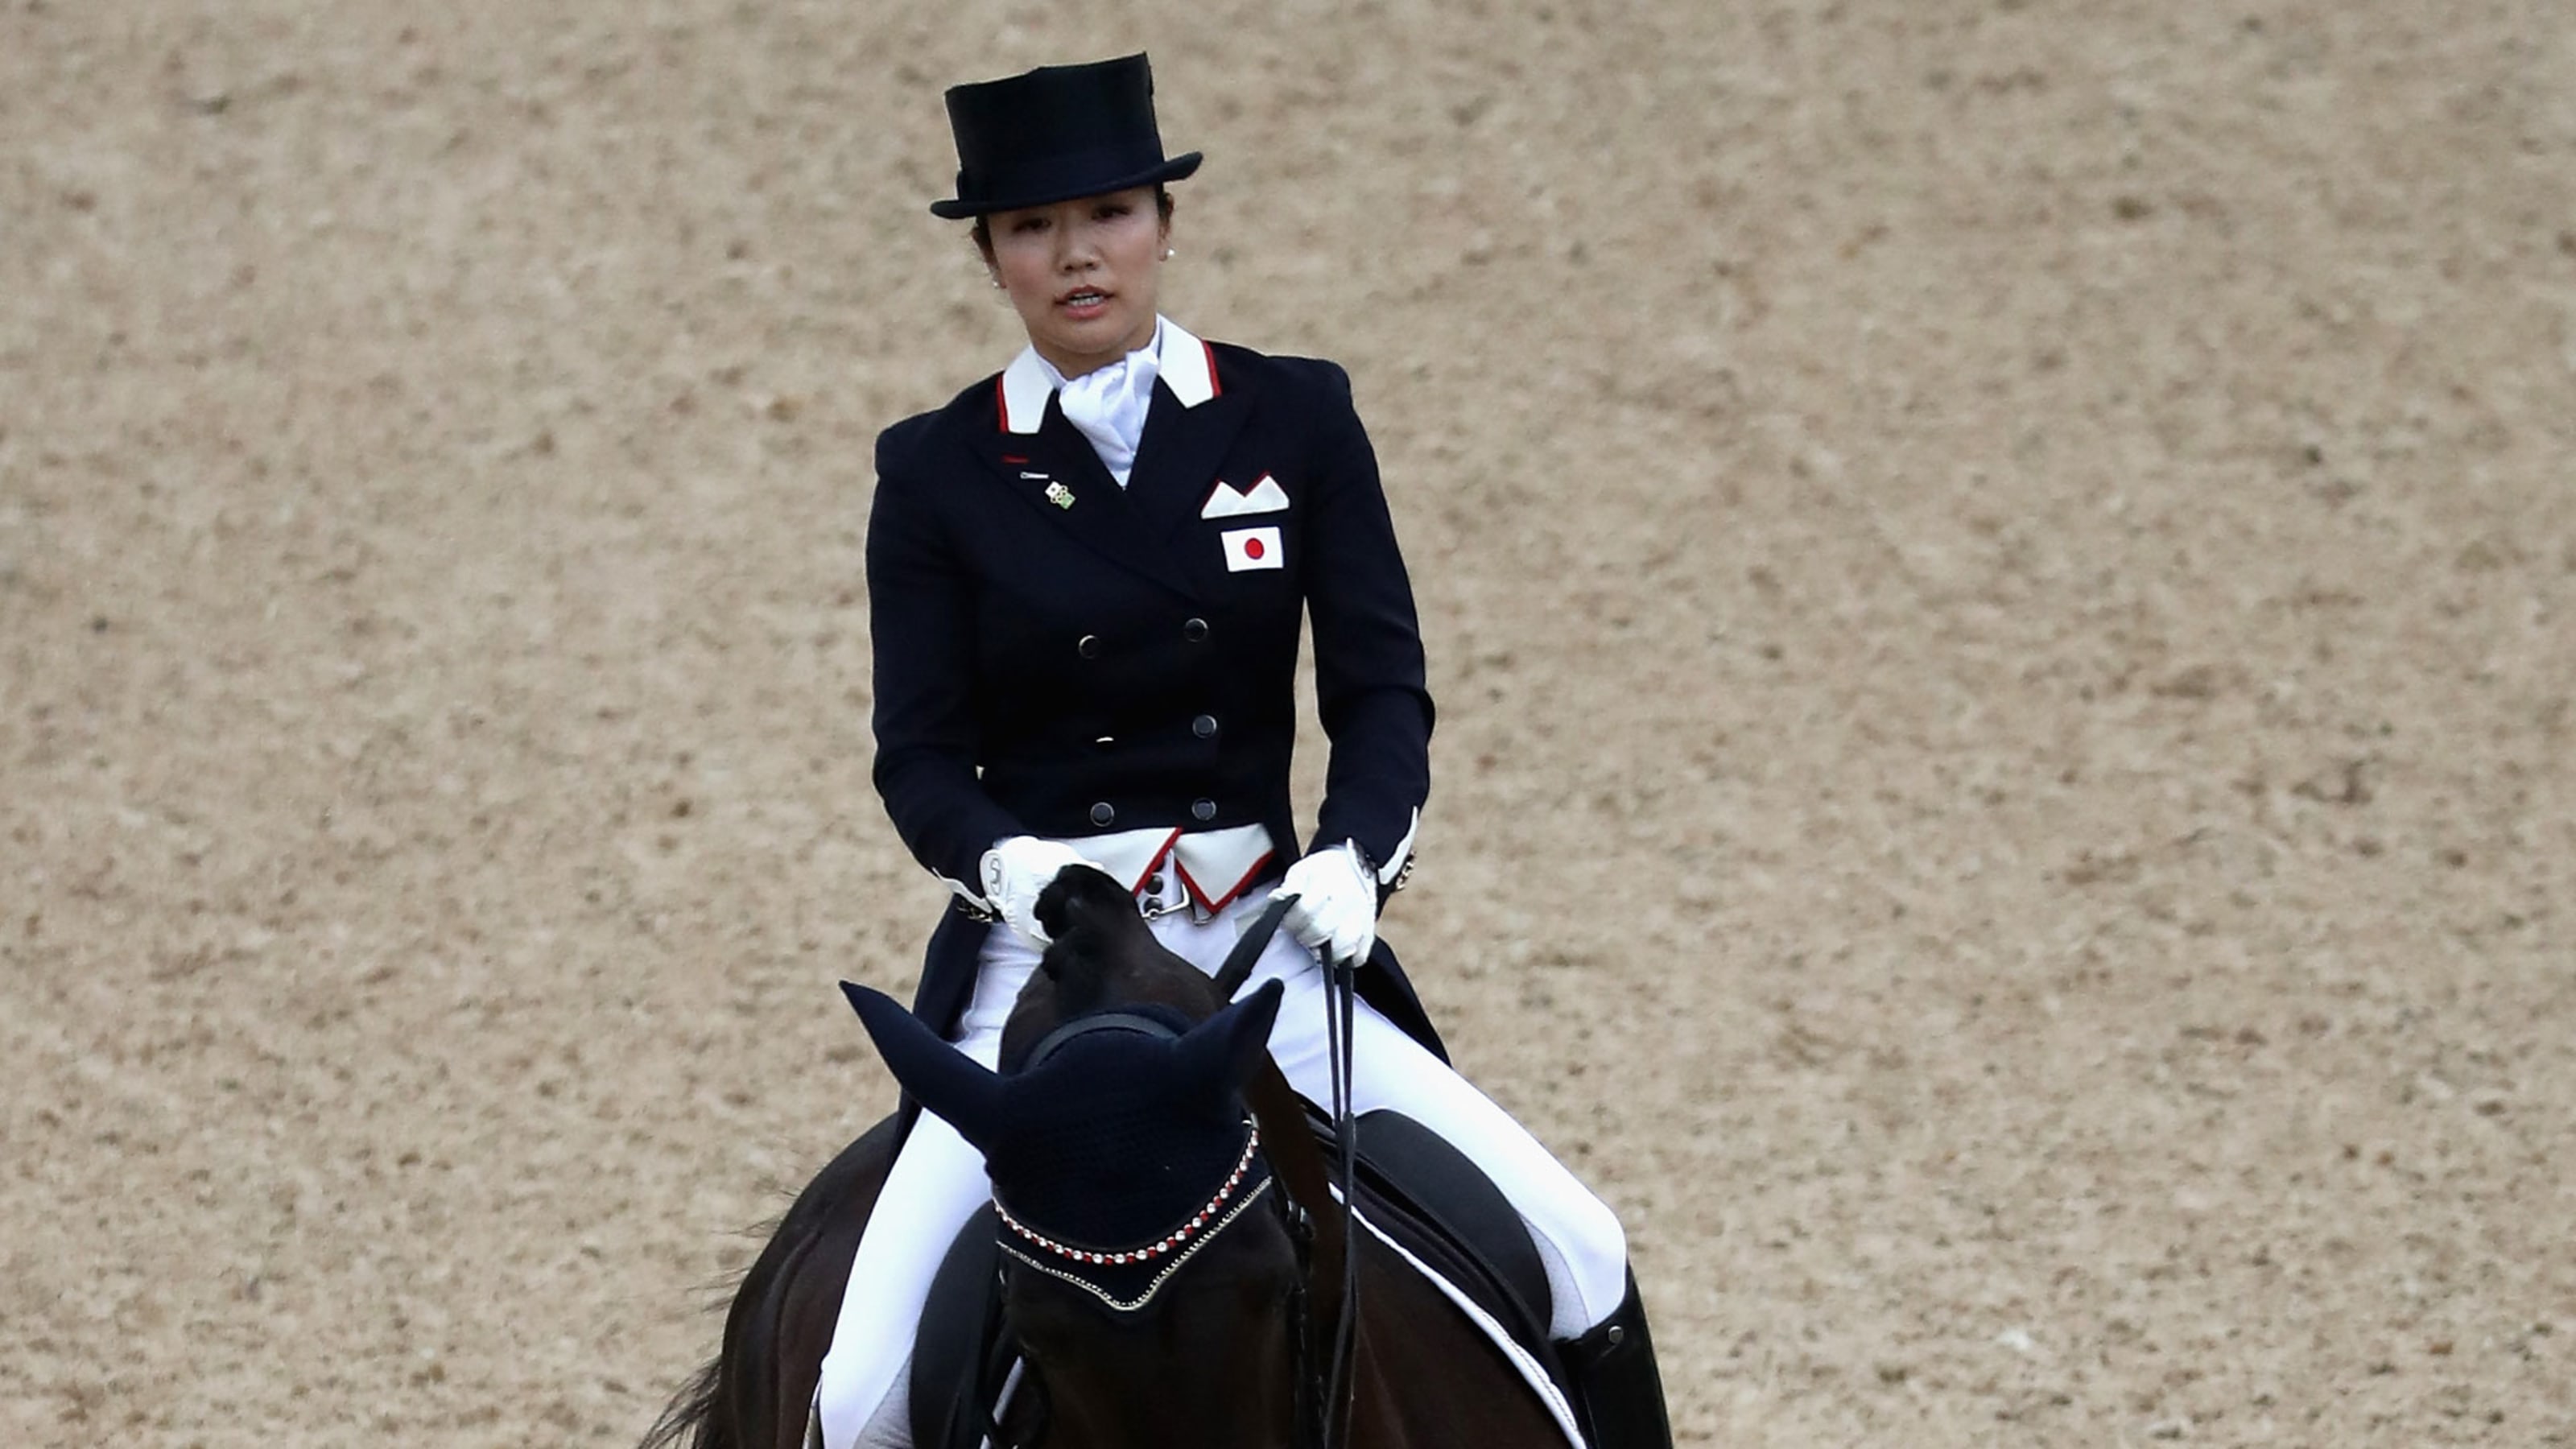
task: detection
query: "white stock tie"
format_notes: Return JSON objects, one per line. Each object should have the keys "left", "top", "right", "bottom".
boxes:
{"left": 1055, "top": 341, "right": 1162, "bottom": 487}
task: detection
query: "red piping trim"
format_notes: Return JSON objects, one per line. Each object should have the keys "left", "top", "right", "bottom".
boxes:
{"left": 994, "top": 374, "right": 1012, "bottom": 432}
{"left": 1126, "top": 828, "right": 1183, "bottom": 894}
{"left": 1202, "top": 340, "right": 1222, "bottom": 398}
{"left": 1175, "top": 848, "right": 1276, "bottom": 914}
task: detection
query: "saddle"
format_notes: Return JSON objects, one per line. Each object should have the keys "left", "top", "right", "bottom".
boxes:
{"left": 909, "top": 1107, "right": 1559, "bottom": 1449}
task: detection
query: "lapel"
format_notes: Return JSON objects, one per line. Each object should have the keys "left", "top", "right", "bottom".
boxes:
{"left": 980, "top": 321, "right": 1249, "bottom": 601}
{"left": 1125, "top": 323, "right": 1253, "bottom": 552}
{"left": 980, "top": 358, "right": 1201, "bottom": 600}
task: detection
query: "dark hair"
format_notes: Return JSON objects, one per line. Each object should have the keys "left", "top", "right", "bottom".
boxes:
{"left": 972, "top": 184, "right": 1175, "bottom": 266}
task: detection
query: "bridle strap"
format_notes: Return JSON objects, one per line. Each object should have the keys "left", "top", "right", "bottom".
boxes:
{"left": 1319, "top": 946, "right": 1361, "bottom": 1449}
{"left": 1278, "top": 1189, "right": 1319, "bottom": 1449}
{"left": 1226, "top": 893, "right": 1362, "bottom": 1449}
{"left": 1020, "top": 1009, "right": 1182, "bottom": 1071}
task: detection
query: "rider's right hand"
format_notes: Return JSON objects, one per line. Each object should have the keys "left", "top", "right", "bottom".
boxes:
{"left": 980, "top": 836, "right": 1108, "bottom": 947}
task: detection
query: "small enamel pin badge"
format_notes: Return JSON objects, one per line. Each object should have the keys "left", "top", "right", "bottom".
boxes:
{"left": 1045, "top": 481, "right": 1075, "bottom": 510}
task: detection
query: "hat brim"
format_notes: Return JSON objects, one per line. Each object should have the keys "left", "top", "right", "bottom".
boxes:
{"left": 930, "top": 152, "right": 1203, "bottom": 221}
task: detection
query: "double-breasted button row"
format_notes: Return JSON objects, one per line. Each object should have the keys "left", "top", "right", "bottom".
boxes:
{"left": 1084, "top": 717, "right": 1217, "bottom": 742}
{"left": 1090, "top": 802, "right": 1216, "bottom": 825}
{"left": 1077, "top": 619, "right": 1208, "bottom": 657}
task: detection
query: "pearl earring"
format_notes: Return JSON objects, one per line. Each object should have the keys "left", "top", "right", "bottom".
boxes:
{"left": 1163, "top": 247, "right": 1175, "bottom": 261}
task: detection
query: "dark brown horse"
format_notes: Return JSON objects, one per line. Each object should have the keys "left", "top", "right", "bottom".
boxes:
{"left": 642, "top": 867, "right": 1571, "bottom": 1449}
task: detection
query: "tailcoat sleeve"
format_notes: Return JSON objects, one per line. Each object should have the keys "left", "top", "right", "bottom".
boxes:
{"left": 1300, "top": 362, "right": 1435, "bottom": 888}
{"left": 866, "top": 415, "right": 1023, "bottom": 895}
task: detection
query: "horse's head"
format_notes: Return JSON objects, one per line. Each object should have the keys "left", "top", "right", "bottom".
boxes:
{"left": 1004, "top": 863, "right": 1225, "bottom": 1055}
{"left": 843, "top": 887, "right": 1308, "bottom": 1446}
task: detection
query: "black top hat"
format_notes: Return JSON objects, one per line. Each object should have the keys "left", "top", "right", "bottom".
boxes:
{"left": 931, "top": 53, "right": 1203, "bottom": 220}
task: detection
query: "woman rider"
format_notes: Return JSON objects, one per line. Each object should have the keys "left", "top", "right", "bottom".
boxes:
{"left": 816, "top": 53, "right": 1671, "bottom": 1449}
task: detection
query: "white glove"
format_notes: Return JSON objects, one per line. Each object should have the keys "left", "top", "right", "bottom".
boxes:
{"left": 980, "top": 836, "right": 1105, "bottom": 946}
{"left": 1273, "top": 843, "right": 1378, "bottom": 966}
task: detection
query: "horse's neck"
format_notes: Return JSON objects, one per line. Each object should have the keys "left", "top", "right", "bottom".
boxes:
{"left": 1242, "top": 1059, "right": 1347, "bottom": 1275}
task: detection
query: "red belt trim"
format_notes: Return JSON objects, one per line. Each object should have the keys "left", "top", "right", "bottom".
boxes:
{"left": 1126, "top": 827, "right": 1185, "bottom": 894}
{"left": 1174, "top": 848, "right": 1277, "bottom": 914}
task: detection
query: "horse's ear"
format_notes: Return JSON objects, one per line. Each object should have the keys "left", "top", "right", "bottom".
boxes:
{"left": 1173, "top": 978, "right": 1284, "bottom": 1097}
{"left": 840, "top": 983, "right": 1006, "bottom": 1154}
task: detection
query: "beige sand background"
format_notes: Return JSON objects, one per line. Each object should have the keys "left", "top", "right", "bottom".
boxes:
{"left": 6, "top": 1, "right": 2574, "bottom": 1443}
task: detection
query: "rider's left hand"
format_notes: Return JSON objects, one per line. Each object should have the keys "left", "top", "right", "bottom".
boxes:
{"left": 1272, "top": 843, "right": 1377, "bottom": 967}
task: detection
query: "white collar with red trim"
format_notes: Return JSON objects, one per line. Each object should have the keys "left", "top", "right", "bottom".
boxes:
{"left": 998, "top": 316, "right": 1219, "bottom": 436}
{"left": 1079, "top": 823, "right": 1276, "bottom": 914}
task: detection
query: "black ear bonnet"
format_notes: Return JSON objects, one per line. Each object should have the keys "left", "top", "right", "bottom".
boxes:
{"left": 844, "top": 980, "right": 1282, "bottom": 1253}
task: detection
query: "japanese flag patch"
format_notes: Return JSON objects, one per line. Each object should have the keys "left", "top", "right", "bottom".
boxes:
{"left": 1220, "top": 526, "right": 1284, "bottom": 572}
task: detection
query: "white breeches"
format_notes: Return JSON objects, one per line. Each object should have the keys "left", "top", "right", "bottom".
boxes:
{"left": 812, "top": 896, "right": 1629, "bottom": 1449}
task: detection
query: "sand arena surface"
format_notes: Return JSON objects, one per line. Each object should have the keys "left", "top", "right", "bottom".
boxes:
{"left": 6, "top": 2, "right": 2574, "bottom": 1443}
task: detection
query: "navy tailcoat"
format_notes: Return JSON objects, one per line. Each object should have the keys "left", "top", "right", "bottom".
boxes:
{"left": 867, "top": 324, "right": 1443, "bottom": 1058}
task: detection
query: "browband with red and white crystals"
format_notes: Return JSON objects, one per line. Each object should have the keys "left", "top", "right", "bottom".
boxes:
{"left": 992, "top": 1121, "right": 1263, "bottom": 1266}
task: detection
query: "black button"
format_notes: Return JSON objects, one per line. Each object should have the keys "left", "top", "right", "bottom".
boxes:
{"left": 1144, "top": 873, "right": 1165, "bottom": 894}
{"left": 1089, "top": 802, "right": 1116, "bottom": 827}
{"left": 1192, "top": 714, "right": 1218, "bottom": 740}
{"left": 1191, "top": 799, "right": 1217, "bottom": 823}
{"left": 1077, "top": 634, "right": 1101, "bottom": 659}
{"left": 1182, "top": 617, "right": 1209, "bottom": 643}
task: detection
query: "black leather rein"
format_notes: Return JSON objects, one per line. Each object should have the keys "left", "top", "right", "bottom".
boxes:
{"left": 1213, "top": 894, "right": 1361, "bottom": 1449}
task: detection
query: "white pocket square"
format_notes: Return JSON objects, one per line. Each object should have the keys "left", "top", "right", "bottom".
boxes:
{"left": 1200, "top": 473, "right": 1290, "bottom": 519}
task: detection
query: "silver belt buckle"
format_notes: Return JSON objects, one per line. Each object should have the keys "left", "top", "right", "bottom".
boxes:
{"left": 1136, "top": 879, "right": 1185, "bottom": 920}
{"left": 1135, "top": 876, "right": 1213, "bottom": 923}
